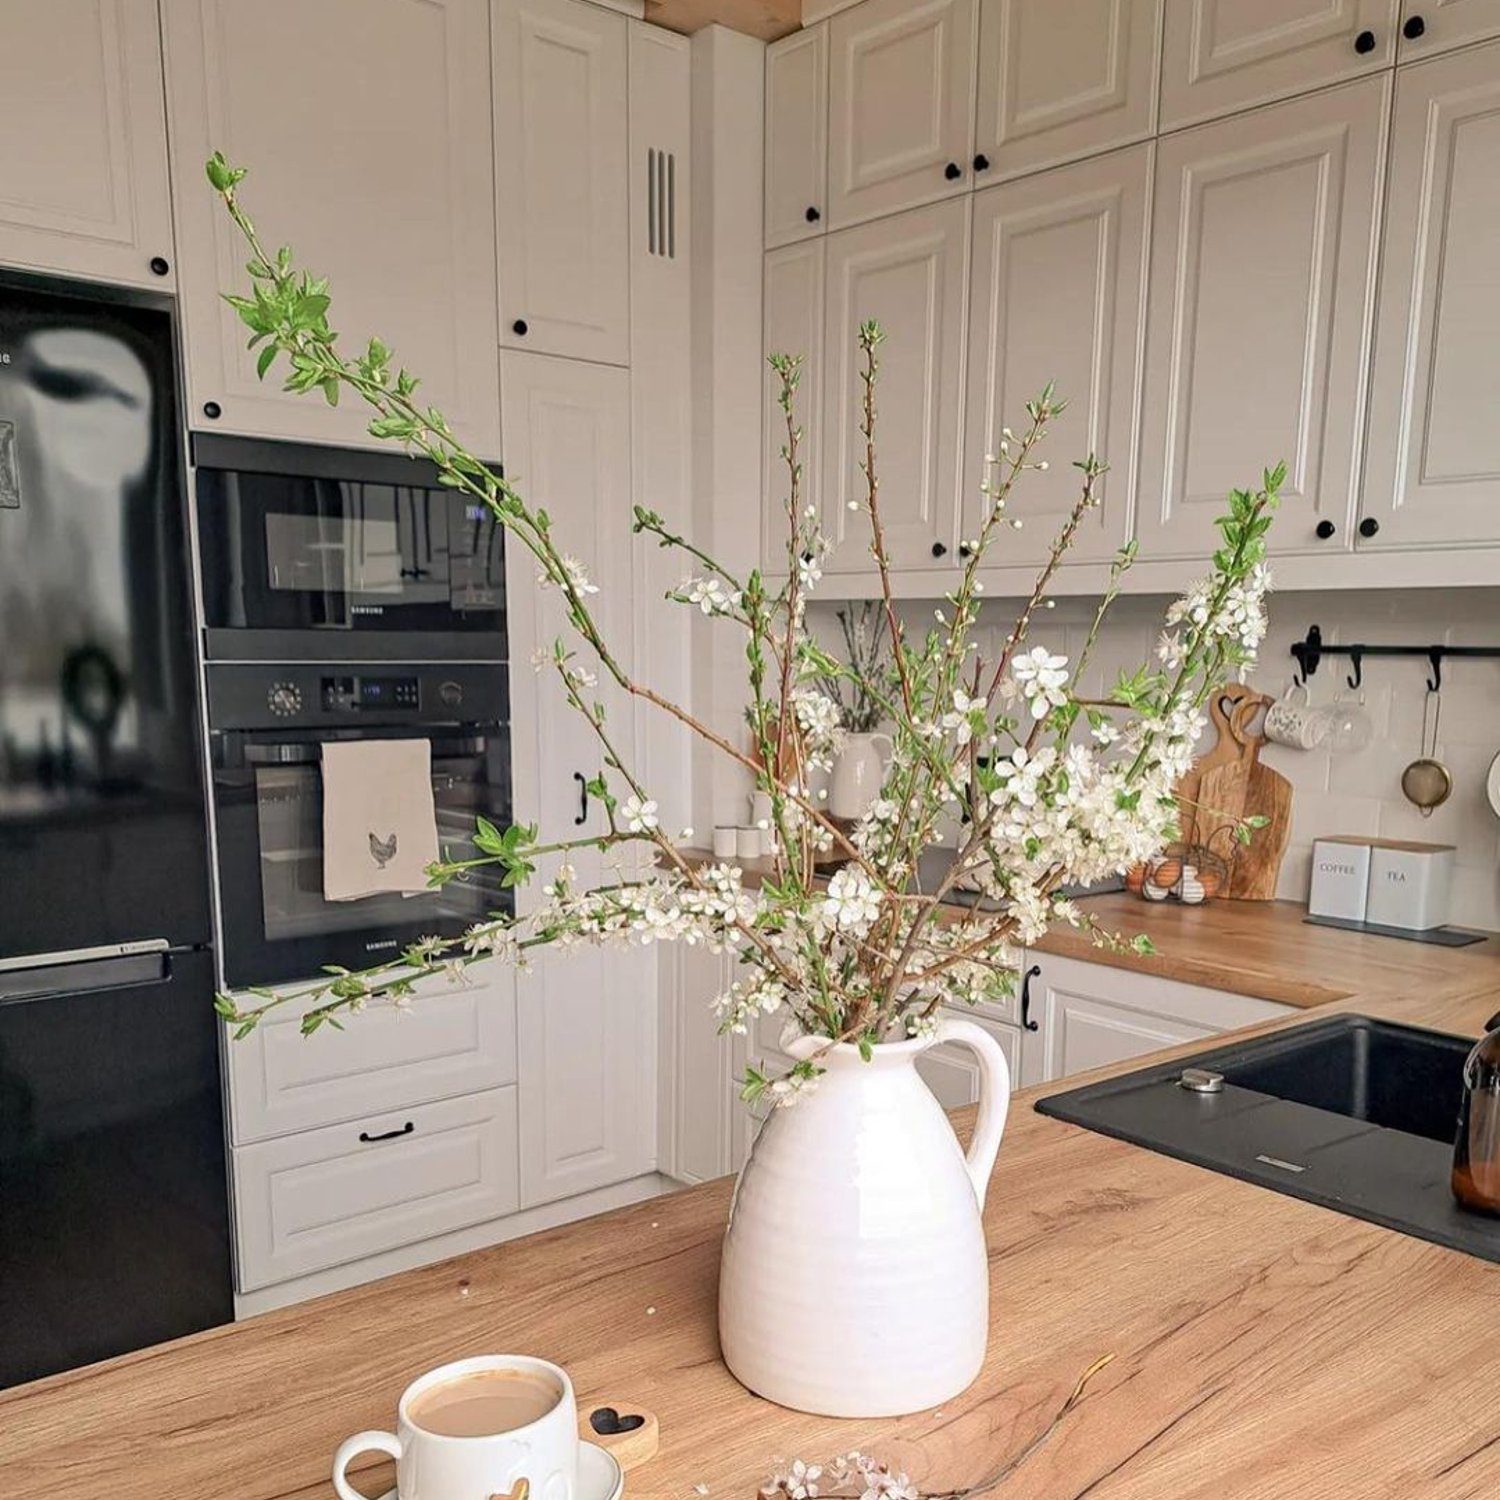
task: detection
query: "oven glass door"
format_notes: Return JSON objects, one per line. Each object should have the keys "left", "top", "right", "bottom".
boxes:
{"left": 214, "top": 729, "right": 512, "bottom": 987}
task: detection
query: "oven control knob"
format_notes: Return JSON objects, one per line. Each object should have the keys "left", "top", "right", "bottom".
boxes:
{"left": 439, "top": 680, "right": 463, "bottom": 709}
{"left": 267, "top": 682, "right": 302, "bottom": 718}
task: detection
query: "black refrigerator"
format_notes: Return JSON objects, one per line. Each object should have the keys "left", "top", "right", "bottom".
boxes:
{"left": 0, "top": 274, "right": 232, "bottom": 1388}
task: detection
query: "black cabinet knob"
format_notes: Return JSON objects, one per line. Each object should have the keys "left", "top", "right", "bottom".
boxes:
{"left": 1402, "top": 14, "right": 1425, "bottom": 39}
{"left": 512, "top": 318, "right": 528, "bottom": 336}
{"left": 972, "top": 153, "right": 991, "bottom": 173}
{"left": 1315, "top": 519, "right": 1337, "bottom": 540}
{"left": 1358, "top": 516, "right": 1381, "bottom": 538}
{"left": 1354, "top": 29, "right": 1377, "bottom": 53}
{"left": 944, "top": 161, "right": 962, "bottom": 181}
{"left": 148, "top": 255, "right": 170, "bottom": 276}
{"left": 958, "top": 542, "right": 974, "bottom": 559}
{"left": 931, "top": 540, "right": 948, "bottom": 558}
{"left": 202, "top": 401, "right": 222, "bottom": 420}
{"left": 805, "top": 205, "right": 821, "bottom": 223}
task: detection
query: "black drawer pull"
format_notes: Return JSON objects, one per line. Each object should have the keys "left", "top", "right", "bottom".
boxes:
{"left": 359, "top": 1121, "right": 415, "bottom": 1143}
{"left": 574, "top": 770, "right": 589, "bottom": 825}
{"left": 1358, "top": 516, "right": 1380, "bottom": 538}
{"left": 1020, "top": 963, "right": 1041, "bottom": 1032}
{"left": 1315, "top": 519, "right": 1336, "bottom": 540}
{"left": 944, "top": 161, "right": 962, "bottom": 181}
{"left": 1354, "top": 29, "right": 1377, "bottom": 53}
{"left": 1402, "top": 14, "right": 1425, "bottom": 41}
{"left": 805, "top": 205, "right": 821, "bottom": 223}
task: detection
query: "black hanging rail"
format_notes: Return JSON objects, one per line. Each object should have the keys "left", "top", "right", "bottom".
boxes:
{"left": 1290, "top": 623, "right": 1500, "bottom": 692}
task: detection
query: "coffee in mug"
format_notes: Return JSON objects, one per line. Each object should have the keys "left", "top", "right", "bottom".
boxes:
{"left": 409, "top": 1366, "right": 561, "bottom": 1438}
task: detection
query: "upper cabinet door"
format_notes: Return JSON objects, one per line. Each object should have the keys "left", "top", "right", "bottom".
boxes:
{"left": 494, "top": 0, "right": 630, "bottom": 365}
{"left": 1361, "top": 44, "right": 1500, "bottom": 550}
{"left": 964, "top": 145, "right": 1150, "bottom": 567}
{"left": 822, "top": 199, "right": 969, "bottom": 573}
{"left": 163, "top": 0, "right": 500, "bottom": 452}
{"left": 0, "top": 0, "right": 174, "bottom": 289}
{"left": 763, "top": 241, "right": 826, "bottom": 568}
{"left": 766, "top": 24, "right": 829, "bottom": 248}
{"left": 827, "top": 0, "right": 978, "bottom": 230}
{"left": 1397, "top": 0, "right": 1500, "bottom": 56}
{"left": 1160, "top": 0, "right": 1398, "bottom": 130}
{"left": 974, "top": 0, "right": 1162, "bottom": 181}
{"left": 1136, "top": 79, "right": 1387, "bottom": 562}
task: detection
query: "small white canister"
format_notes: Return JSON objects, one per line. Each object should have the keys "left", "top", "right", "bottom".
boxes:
{"left": 1365, "top": 840, "right": 1455, "bottom": 931}
{"left": 1309, "top": 837, "right": 1373, "bottom": 922}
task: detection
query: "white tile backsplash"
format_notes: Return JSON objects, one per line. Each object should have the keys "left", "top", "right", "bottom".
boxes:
{"left": 812, "top": 587, "right": 1500, "bottom": 930}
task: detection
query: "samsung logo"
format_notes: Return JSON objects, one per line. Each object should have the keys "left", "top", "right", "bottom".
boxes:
{"left": 351, "top": 604, "right": 386, "bottom": 616}
{"left": 0, "top": 351, "right": 10, "bottom": 364}
{"left": 364, "top": 938, "right": 399, "bottom": 952}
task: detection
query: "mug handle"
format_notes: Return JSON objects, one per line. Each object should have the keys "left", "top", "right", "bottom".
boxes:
{"left": 934, "top": 1017, "right": 1012, "bottom": 1212}
{"left": 333, "top": 1430, "right": 402, "bottom": 1500}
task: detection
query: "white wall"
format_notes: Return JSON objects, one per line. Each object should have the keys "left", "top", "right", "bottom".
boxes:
{"left": 809, "top": 587, "right": 1500, "bottom": 930}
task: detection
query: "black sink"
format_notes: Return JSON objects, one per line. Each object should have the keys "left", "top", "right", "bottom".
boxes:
{"left": 1036, "top": 1015, "right": 1497, "bottom": 1262}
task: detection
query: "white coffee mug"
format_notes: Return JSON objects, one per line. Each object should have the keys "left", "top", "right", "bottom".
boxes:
{"left": 1263, "top": 683, "right": 1327, "bottom": 750}
{"left": 333, "top": 1354, "right": 578, "bottom": 1500}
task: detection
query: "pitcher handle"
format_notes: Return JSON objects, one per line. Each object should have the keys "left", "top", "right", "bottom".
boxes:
{"left": 870, "top": 731, "right": 894, "bottom": 766}
{"left": 935, "top": 1017, "right": 1011, "bottom": 1211}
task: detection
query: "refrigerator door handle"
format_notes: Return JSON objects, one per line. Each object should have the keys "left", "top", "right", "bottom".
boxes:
{"left": 0, "top": 937, "right": 171, "bottom": 974}
{"left": 0, "top": 948, "right": 175, "bottom": 1005}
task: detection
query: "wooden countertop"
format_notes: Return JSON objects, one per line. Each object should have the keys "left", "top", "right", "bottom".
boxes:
{"left": 4, "top": 902, "right": 1500, "bottom": 1500}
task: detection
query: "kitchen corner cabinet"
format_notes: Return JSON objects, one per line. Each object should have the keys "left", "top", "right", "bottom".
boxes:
{"left": 1159, "top": 0, "right": 1398, "bottom": 131}
{"left": 1359, "top": 42, "right": 1500, "bottom": 551}
{"left": 161, "top": 0, "right": 501, "bottom": 452}
{"left": 1397, "top": 0, "right": 1500, "bottom": 56}
{"left": 493, "top": 0, "right": 631, "bottom": 366}
{"left": 765, "top": 23, "right": 829, "bottom": 249}
{"left": 973, "top": 0, "right": 1161, "bottom": 183}
{"left": 1135, "top": 77, "right": 1388, "bottom": 561}
{"left": 0, "top": 0, "right": 175, "bottom": 289}
{"left": 827, "top": 0, "right": 978, "bottom": 230}
{"left": 963, "top": 144, "right": 1150, "bottom": 567}
{"left": 821, "top": 198, "right": 970, "bottom": 573}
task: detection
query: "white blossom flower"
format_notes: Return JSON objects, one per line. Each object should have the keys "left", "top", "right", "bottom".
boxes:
{"left": 819, "top": 867, "right": 882, "bottom": 935}
{"left": 1010, "top": 646, "right": 1069, "bottom": 720}
{"left": 620, "top": 795, "right": 659, "bottom": 832}
{"left": 683, "top": 576, "right": 734, "bottom": 616}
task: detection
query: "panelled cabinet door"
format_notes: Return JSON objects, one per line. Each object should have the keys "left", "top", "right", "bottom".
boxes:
{"left": 963, "top": 144, "right": 1150, "bottom": 566}
{"left": 1159, "top": 0, "right": 1398, "bottom": 130}
{"left": 827, "top": 0, "right": 978, "bottom": 229}
{"left": 1397, "top": 0, "right": 1500, "bottom": 56}
{"left": 494, "top": 0, "right": 630, "bottom": 365}
{"left": 1361, "top": 43, "right": 1500, "bottom": 550}
{"left": 822, "top": 199, "right": 969, "bottom": 573}
{"left": 162, "top": 0, "right": 500, "bottom": 451}
{"left": 974, "top": 0, "right": 1162, "bottom": 181}
{"left": 766, "top": 24, "right": 829, "bottom": 248}
{"left": 0, "top": 0, "right": 174, "bottom": 288}
{"left": 1136, "top": 78, "right": 1388, "bottom": 560}
{"left": 763, "top": 241, "right": 826, "bottom": 568}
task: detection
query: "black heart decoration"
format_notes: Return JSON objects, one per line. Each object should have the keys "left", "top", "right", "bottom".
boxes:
{"left": 590, "top": 1406, "right": 646, "bottom": 1436}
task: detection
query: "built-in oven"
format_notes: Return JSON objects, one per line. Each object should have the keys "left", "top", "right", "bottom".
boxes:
{"left": 193, "top": 433, "right": 506, "bottom": 662}
{"left": 206, "top": 662, "right": 512, "bottom": 988}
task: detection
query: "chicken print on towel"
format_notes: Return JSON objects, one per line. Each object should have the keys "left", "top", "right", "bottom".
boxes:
{"left": 321, "top": 738, "right": 440, "bottom": 900}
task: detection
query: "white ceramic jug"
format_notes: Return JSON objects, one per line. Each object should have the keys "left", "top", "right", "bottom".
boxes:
{"left": 718, "top": 1020, "right": 1011, "bottom": 1417}
{"left": 829, "top": 732, "right": 893, "bottom": 821}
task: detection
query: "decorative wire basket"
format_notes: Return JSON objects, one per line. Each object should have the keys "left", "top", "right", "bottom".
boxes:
{"left": 1126, "top": 842, "right": 1230, "bottom": 905}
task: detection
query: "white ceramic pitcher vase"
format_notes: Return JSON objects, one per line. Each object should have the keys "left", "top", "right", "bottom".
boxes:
{"left": 717, "top": 1020, "right": 1011, "bottom": 1417}
{"left": 828, "top": 731, "right": 893, "bottom": 821}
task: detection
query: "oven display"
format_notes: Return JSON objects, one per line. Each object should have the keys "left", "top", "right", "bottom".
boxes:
{"left": 321, "top": 675, "right": 420, "bottom": 712}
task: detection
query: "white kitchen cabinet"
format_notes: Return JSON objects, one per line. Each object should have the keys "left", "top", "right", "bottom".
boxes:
{"left": 973, "top": 0, "right": 1161, "bottom": 182}
{"left": 660, "top": 945, "right": 741, "bottom": 1184}
{"left": 1159, "top": 0, "right": 1398, "bottom": 130}
{"left": 1397, "top": 0, "right": 1500, "bottom": 56}
{"left": 1135, "top": 78, "right": 1388, "bottom": 561}
{"left": 1360, "top": 43, "right": 1500, "bottom": 551}
{"left": 766, "top": 23, "right": 829, "bottom": 248}
{"left": 963, "top": 144, "right": 1150, "bottom": 566}
{"left": 763, "top": 240, "right": 827, "bottom": 567}
{"left": 162, "top": 0, "right": 500, "bottom": 451}
{"left": 827, "top": 0, "right": 979, "bottom": 229}
{"left": 821, "top": 199, "right": 970, "bottom": 574}
{"left": 916, "top": 1010, "right": 1021, "bottom": 1109}
{"left": 1021, "top": 952, "right": 1292, "bottom": 1085}
{"left": 0, "top": 0, "right": 175, "bottom": 289}
{"left": 493, "top": 0, "right": 631, "bottom": 365}
{"left": 500, "top": 349, "right": 656, "bottom": 1207}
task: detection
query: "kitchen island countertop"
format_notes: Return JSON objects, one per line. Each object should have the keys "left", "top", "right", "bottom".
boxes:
{"left": 2, "top": 900, "right": 1498, "bottom": 1500}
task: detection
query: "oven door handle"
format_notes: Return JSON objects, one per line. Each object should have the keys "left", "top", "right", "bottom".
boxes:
{"left": 240, "top": 734, "right": 491, "bottom": 766}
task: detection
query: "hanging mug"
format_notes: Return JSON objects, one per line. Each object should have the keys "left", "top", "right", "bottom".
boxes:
{"left": 1263, "top": 683, "right": 1328, "bottom": 751}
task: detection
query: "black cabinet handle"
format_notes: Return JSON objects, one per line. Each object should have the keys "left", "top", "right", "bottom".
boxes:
{"left": 512, "top": 318, "right": 529, "bottom": 336}
{"left": 1402, "top": 14, "right": 1426, "bottom": 40}
{"left": 958, "top": 542, "right": 973, "bottom": 559}
{"left": 944, "top": 161, "right": 962, "bottom": 181}
{"left": 805, "top": 205, "right": 821, "bottom": 223}
{"left": 1358, "top": 516, "right": 1380, "bottom": 538}
{"left": 972, "top": 153, "right": 991, "bottom": 173}
{"left": 359, "top": 1121, "right": 414, "bottom": 1143}
{"left": 573, "top": 770, "right": 589, "bottom": 825}
{"left": 149, "top": 255, "right": 171, "bottom": 276}
{"left": 1020, "top": 964, "right": 1041, "bottom": 1032}
{"left": 1315, "top": 519, "right": 1336, "bottom": 540}
{"left": 202, "top": 401, "right": 222, "bottom": 420}
{"left": 931, "top": 540, "right": 948, "bottom": 558}
{"left": 1354, "top": 29, "right": 1377, "bottom": 53}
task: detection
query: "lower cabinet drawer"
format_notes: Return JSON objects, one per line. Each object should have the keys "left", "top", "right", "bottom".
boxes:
{"left": 232, "top": 1087, "right": 520, "bottom": 1292}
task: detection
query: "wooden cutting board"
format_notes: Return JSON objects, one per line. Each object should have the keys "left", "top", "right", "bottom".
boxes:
{"left": 1175, "top": 684, "right": 1262, "bottom": 847}
{"left": 1230, "top": 731, "right": 1293, "bottom": 901}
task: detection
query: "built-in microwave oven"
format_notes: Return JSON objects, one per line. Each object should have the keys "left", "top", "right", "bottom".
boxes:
{"left": 193, "top": 434, "right": 506, "bottom": 662}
